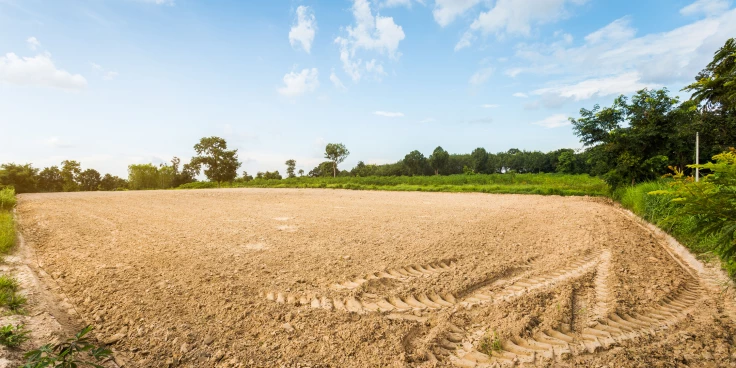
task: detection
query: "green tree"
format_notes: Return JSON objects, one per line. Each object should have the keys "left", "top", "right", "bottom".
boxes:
{"left": 403, "top": 150, "right": 426, "bottom": 176}
{"left": 285, "top": 159, "right": 297, "bottom": 178}
{"left": 61, "top": 160, "right": 81, "bottom": 192}
{"left": 37, "top": 166, "right": 64, "bottom": 192}
{"left": 170, "top": 157, "right": 196, "bottom": 187}
{"left": 127, "top": 164, "right": 160, "bottom": 190}
{"left": 428, "top": 146, "right": 449, "bottom": 175}
{"left": 471, "top": 148, "right": 489, "bottom": 174}
{"left": 189, "top": 137, "right": 241, "bottom": 185}
{"left": 298, "top": 169, "right": 304, "bottom": 177}
{"left": 324, "top": 143, "right": 349, "bottom": 177}
{"left": 77, "top": 169, "right": 101, "bottom": 191}
{"left": 309, "top": 161, "right": 335, "bottom": 177}
{"left": 99, "top": 174, "right": 127, "bottom": 191}
{"left": 0, "top": 163, "right": 38, "bottom": 193}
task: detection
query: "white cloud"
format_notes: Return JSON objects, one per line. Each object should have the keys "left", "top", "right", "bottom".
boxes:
{"left": 382, "top": 0, "right": 417, "bottom": 7}
{"left": 469, "top": 67, "right": 493, "bottom": 85}
{"left": 374, "top": 111, "right": 404, "bottom": 117}
{"left": 505, "top": 68, "right": 523, "bottom": 77}
{"left": 458, "top": 0, "right": 587, "bottom": 49}
{"left": 513, "top": 92, "right": 528, "bottom": 98}
{"left": 335, "top": 0, "right": 406, "bottom": 82}
{"left": 433, "top": 0, "right": 481, "bottom": 27}
{"left": 507, "top": 7, "right": 736, "bottom": 106}
{"left": 532, "top": 114, "right": 571, "bottom": 128}
{"left": 329, "top": 71, "right": 347, "bottom": 91}
{"left": 454, "top": 31, "right": 475, "bottom": 51}
{"left": 481, "top": 104, "right": 500, "bottom": 108}
{"left": 139, "top": 0, "right": 174, "bottom": 5}
{"left": 90, "top": 62, "right": 118, "bottom": 80}
{"left": 365, "top": 59, "right": 387, "bottom": 77}
{"left": 0, "top": 52, "right": 87, "bottom": 90}
{"left": 420, "top": 117, "right": 436, "bottom": 123}
{"left": 45, "top": 137, "right": 74, "bottom": 148}
{"left": 104, "top": 71, "right": 119, "bottom": 80}
{"left": 26, "top": 37, "right": 40, "bottom": 51}
{"left": 584, "top": 16, "right": 636, "bottom": 44}
{"left": 680, "top": 0, "right": 731, "bottom": 16}
{"left": 532, "top": 72, "right": 657, "bottom": 101}
{"left": 470, "top": 0, "right": 587, "bottom": 36}
{"left": 289, "top": 6, "right": 316, "bottom": 53}
{"left": 278, "top": 68, "right": 319, "bottom": 97}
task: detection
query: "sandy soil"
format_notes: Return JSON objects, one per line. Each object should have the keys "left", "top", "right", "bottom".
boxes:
{"left": 9, "top": 188, "right": 736, "bottom": 367}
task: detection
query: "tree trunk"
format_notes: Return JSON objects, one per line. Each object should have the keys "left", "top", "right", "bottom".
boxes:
{"left": 333, "top": 162, "right": 336, "bottom": 177}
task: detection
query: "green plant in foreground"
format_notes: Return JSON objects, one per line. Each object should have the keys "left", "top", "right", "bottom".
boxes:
{"left": 3, "top": 292, "right": 27, "bottom": 313}
{"left": 0, "top": 323, "right": 30, "bottom": 348}
{"left": 23, "top": 325, "right": 112, "bottom": 368}
{"left": 0, "top": 211, "right": 15, "bottom": 254}
{"left": 0, "top": 274, "right": 19, "bottom": 292}
{"left": 651, "top": 149, "right": 736, "bottom": 264}
{"left": 478, "top": 330, "right": 502, "bottom": 355}
{"left": 0, "top": 187, "right": 16, "bottom": 211}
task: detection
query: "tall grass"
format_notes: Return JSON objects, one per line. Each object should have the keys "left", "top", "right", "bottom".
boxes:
{"left": 0, "top": 212, "right": 15, "bottom": 254}
{"left": 0, "top": 188, "right": 16, "bottom": 211}
{"left": 179, "top": 173, "right": 610, "bottom": 197}
{"left": 615, "top": 180, "right": 729, "bottom": 273}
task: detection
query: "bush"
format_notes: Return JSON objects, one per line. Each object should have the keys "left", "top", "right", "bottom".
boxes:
{"left": 177, "top": 181, "right": 217, "bottom": 190}
{"left": 23, "top": 325, "right": 112, "bottom": 368}
{"left": 0, "top": 324, "right": 30, "bottom": 348}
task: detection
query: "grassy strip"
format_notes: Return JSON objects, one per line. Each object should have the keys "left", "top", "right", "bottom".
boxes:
{"left": 615, "top": 181, "right": 732, "bottom": 275}
{"left": 179, "top": 173, "right": 611, "bottom": 197}
{"left": 0, "top": 187, "right": 16, "bottom": 211}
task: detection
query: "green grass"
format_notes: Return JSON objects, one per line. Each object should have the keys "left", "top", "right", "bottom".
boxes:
{"left": 615, "top": 180, "right": 732, "bottom": 275}
{"left": 0, "top": 324, "right": 30, "bottom": 348}
{"left": 179, "top": 173, "right": 610, "bottom": 197}
{"left": 0, "top": 212, "right": 15, "bottom": 255}
{"left": 0, "top": 187, "right": 16, "bottom": 211}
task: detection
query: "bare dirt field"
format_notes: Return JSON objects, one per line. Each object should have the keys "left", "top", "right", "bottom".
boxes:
{"left": 12, "top": 188, "right": 736, "bottom": 367}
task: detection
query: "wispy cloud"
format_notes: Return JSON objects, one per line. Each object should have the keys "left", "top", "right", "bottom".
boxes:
{"left": 532, "top": 114, "right": 571, "bottom": 128}
{"left": 513, "top": 92, "right": 528, "bottom": 98}
{"left": 1, "top": 52, "right": 86, "bottom": 90}
{"left": 278, "top": 68, "right": 319, "bottom": 97}
{"left": 26, "top": 36, "right": 40, "bottom": 50}
{"left": 374, "top": 111, "right": 405, "bottom": 117}
{"left": 289, "top": 6, "right": 316, "bottom": 53}
{"left": 481, "top": 104, "right": 500, "bottom": 108}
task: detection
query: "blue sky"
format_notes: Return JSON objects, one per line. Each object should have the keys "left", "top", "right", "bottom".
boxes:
{"left": 1, "top": 0, "right": 735, "bottom": 177}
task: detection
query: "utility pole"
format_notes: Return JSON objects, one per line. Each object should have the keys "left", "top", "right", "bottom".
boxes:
{"left": 696, "top": 132, "right": 700, "bottom": 182}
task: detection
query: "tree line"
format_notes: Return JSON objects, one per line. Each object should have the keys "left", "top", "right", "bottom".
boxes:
{"left": 1, "top": 38, "right": 734, "bottom": 193}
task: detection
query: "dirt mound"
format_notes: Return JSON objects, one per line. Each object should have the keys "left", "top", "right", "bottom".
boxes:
{"left": 14, "top": 189, "right": 736, "bottom": 367}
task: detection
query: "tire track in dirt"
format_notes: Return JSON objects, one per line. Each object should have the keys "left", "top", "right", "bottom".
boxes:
{"left": 265, "top": 252, "right": 602, "bottom": 317}
{"left": 331, "top": 259, "right": 457, "bottom": 291}
{"left": 446, "top": 280, "right": 703, "bottom": 367}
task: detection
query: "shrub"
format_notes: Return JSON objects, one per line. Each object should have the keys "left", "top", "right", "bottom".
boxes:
{"left": 0, "top": 324, "right": 30, "bottom": 348}
{"left": 0, "top": 212, "right": 15, "bottom": 254}
{"left": 0, "top": 187, "right": 16, "bottom": 211}
{"left": 177, "top": 181, "right": 217, "bottom": 190}
{"left": 651, "top": 149, "right": 736, "bottom": 266}
{"left": 23, "top": 325, "right": 112, "bottom": 368}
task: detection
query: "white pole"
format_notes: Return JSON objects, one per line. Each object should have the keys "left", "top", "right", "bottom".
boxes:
{"left": 695, "top": 132, "right": 699, "bottom": 182}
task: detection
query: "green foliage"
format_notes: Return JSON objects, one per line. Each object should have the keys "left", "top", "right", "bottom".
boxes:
{"left": 99, "top": 174, "right": 128, "bottom": 191}
{"left": 178, "top": 181, "right": 218, "bottom": 189}
{"left": 478, "top": 330, "right": 502, "bottom": 355}
{"left": 285, "top": 159, "right": 296, "bottom": 178}
{"left": 61, "top": 160, "right": 81, "bottom": 192}
{"left": 0, "top": 274, "right": 24, "bottom": 313}
{"left": 23, "top": 325, "right": 112, "bottom": 368}
{"left": 190, "top": 136, "right": 241, "bottom": 183}
{"left": 0, "top": 187, "right": 16, "bottom": 211}
{"left": 650, "top": 149, "right": 736, "bottom": 265}
{"left": 37, "top": 166, "right": 64, "bottom": 192}
{"left": 0, "top": 324, "right": 30, "bottom": 348}
{"left": 180, "top": 173, "right": 609, "bottom": 196}
{"left": 256, "top": 171, "right": 282, "bottom": 180}
{"left": 128, "top": 164, "right": 162, "bottom": 190}
{"left": 0, "top": 163, "right": 38, "bottom": 194}
{"left": 77, "top": 169, "right": 101, "bottom": 191}
{"left": 403, "top": 150, "right": 427, "bottom": 176}
{"left": 310, "top": 161, "right": 336, "bottom": 177}
{"left": 428, "top": 146, "right": 449, "bottom": 175}
{"left": 0, "top": 212, "right": 15, "bottom": 254}
{"left": 324, "top": 143, "right": 349, "bottom": 177}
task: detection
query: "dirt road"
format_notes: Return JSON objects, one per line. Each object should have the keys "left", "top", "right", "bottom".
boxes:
{"left": 13, "top": 189, "right": 736, "bottom": 367}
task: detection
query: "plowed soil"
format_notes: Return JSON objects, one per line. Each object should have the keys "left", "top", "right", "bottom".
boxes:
{"left": 13, "top": 189, "right": 736, "bottom": 367}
